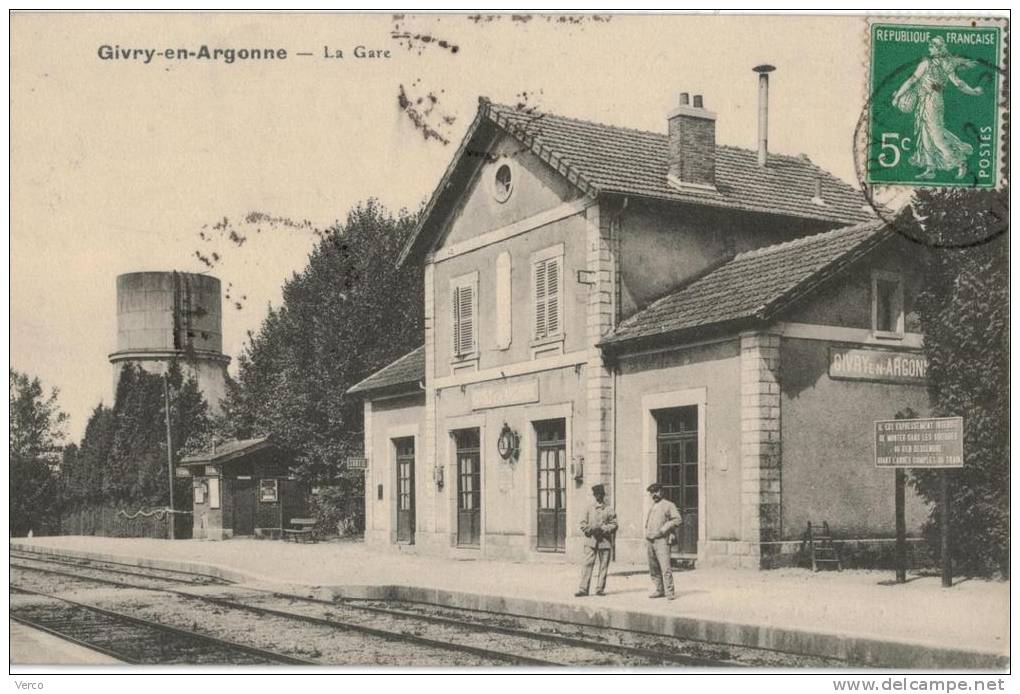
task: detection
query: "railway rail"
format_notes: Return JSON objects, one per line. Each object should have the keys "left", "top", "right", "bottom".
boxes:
{"left": 11, "top": 548, "right": 844, "bottom": 668}
{"left": 10, "top": 586, "right": 315, "bottom": 665}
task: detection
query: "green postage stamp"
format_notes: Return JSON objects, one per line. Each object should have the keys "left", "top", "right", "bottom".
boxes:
{"left": 867, "top": 20, "right": 1004, "bottom": 188}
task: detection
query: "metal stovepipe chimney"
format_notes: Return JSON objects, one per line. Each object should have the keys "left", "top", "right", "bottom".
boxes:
{"left": 753, "top": 64, "right": 776, "bottom": 168}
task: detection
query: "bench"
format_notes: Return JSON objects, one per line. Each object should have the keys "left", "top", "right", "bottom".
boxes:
{"left": 282, "top": 518, "right": 317, "bottom": 543}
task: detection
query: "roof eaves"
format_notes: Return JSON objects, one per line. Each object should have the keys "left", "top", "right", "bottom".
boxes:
{"left": 484, "top": 105, "right": 602, "bottom": 200}
{"left": 599, "top": 316, "right": 760, "bottom": 353}
{"left": 756, "top": 224, "right": 891, "bottom": 323}
{"left": 180, "top": 437, "right": 273, "bottom": 466}
{"left": 600, "top": 186, "right": 874, "bottom": 226}
{"left": 397, "top": 104, "right": 490, "bottom": 268}
{"left": 345, "top": 346, "right": 426, "bottom": 396}
{"left": 351, "top": 380, "right": 424, "bottom": 400}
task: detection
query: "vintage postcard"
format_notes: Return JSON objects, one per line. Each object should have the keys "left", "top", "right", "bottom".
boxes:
{"left": 8, "top": 10, "right": 1010, "bottom": 685}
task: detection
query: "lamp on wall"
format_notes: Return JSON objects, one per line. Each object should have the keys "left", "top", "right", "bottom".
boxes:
{"left": 434, "top": 465, "right": 445, "bottom": 489}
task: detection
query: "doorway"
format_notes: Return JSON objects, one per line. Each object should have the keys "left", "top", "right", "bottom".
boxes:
{"left": 454, "top": 428, "right": 481, "bottom": 547}
{"left": 535, "top": 419, "right": 567, "bottom": 552}
{"left": 653, "top": 406, "right": 699, "bottom": 555}
{"left": 394, "top": 437, "right": 415, "bottom": 544}
{"left": 231, "top": 478, "right": 257, "bottom": 536}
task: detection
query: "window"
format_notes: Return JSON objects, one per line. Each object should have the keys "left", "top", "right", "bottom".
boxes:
{"left": 451, "top": 272, "right": 478, "bottom": 357}
{"left": 872, "top": 270, "right": 904, "bottom": 337}
{"left": 533, "top": 246, "right": 563, "bottom": 341}
{"left": 493, "top": 163, "right": 513, "bottom": 203}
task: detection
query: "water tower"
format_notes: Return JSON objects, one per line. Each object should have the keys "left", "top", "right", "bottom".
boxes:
{"left": 109, "top": 271, "right": 230, "bottom": 413}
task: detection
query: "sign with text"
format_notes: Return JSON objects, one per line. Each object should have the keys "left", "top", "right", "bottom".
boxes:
{"left": 875, "top": 417, "right": 964, "bottom": 468}
{"left": 344, "top": 457, "right": 368, "bottom": 470}
{"left": 830, "top": 347, "right": 928, "bottom": 385}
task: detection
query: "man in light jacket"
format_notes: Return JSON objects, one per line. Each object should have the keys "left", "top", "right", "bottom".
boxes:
{"left": 575, "top": 483, "right": 617, "bottom": 597}
{"left": 645, "top": 483, "right": 682, "bottom": 600}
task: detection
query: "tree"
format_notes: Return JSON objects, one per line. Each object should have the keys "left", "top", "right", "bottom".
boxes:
{"left": 9, "top": 369, "right": 69, "bottom": 535}
{"left": 64, "top": 404, "right": 115, "bottom": 508}
{"left": 222, "top": 199, "right": 423, "bottom": 531}
{"left": 65, "top": 362, "right": 211, "bottom": 515}
{"left": 907, "top": 189, "right": 1009, "bottom": 577}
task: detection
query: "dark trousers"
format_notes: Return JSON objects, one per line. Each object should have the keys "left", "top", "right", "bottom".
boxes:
{"left": 646, "top": 538, "right": 675, "bottom": 597}
{"left": 579, "top": 546, "right": 611, "bottom": 594}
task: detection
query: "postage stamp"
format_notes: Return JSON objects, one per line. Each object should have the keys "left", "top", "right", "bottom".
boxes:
{"left": 866, "top": 20, "right": 1004, "bottom": 188}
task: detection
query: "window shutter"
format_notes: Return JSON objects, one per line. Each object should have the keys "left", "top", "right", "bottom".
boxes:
{"left": 452, "top": 286, "right": 462, "bottom": 353}
{"left": 546, "top": 258, "right": 560, "bottom": 336}
{"left": 534, "top": 260, "right": 547, "bottom": 338}
{"left": 458, "top": 284, "right": 474, "bottom": 354}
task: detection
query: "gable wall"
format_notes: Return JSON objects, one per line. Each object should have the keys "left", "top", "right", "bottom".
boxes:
{"left": 779, "top": 241, "right": 931, "bottom": 541}
{"left": 440, "top": 132, "right": 583, "bottom": 248}
{"left": 618, "top": 199, "right": 845, "bottom": 318}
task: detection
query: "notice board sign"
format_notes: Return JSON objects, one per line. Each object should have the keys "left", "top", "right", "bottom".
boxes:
{"left": 875, "top": 417, "right": 964, "bottom": 468}
{"left": 830, "top": 347, "right": 928, "bottom": 386}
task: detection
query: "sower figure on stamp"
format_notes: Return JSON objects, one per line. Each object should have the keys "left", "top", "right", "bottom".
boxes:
{"left": 576, "top": 484, "right": 617, "bottom": 597}
{"left": 645, "top": 483, "right": 682, "bottom": 600}
{"left": 891, "top": 36, "right": 985, "bottom": 181}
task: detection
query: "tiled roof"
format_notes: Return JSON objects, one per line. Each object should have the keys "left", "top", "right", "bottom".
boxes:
{"left": 346, "top": 346, "right": 425, "bottom": 396}
{"left": 602, "top": 221, "right": 890, "bottom": 346}
{"left": 398, "top": 98, "right": 875, "bottom": 266}
{"left": 180, "top": 436, "right": 272, "bottom": 466}
{"left": 484, "top": 100, "right": 875, "bottom": 225}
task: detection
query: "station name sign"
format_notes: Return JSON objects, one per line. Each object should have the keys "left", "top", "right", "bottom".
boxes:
{"left": 875, "top": 417, "right": 964, "bottom": 468}
{"left": 829, "top": 347, "right": 928, "bottom": 385}
{"left": 344, "top": 457, "right": 368, "bottom": 470}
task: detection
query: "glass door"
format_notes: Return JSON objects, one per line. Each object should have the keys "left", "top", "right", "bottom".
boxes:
{"left": 536, "top": 419, "right": 567, "bottom": 552}
{"left": 455, "top": 429, "right": 481, "bottom": 547}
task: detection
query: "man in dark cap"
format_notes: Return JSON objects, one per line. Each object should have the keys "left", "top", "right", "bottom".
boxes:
{"left": 645, "top": 482, "right": 682, "bottom": 600}
{"left": 575, "top": 483, "right": 617, "bottom": 597}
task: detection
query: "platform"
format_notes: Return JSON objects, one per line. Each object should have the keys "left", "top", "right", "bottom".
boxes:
{"left": 10, "top": 536, "right": 1009, "bottom": 669}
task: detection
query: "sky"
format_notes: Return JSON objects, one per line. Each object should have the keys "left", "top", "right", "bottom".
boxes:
{"left": 10, "top": 13, "right": 873, "bottom": 441}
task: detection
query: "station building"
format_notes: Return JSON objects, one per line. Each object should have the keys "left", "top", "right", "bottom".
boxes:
{"left": 347, "top": 89, "right": 932, "bottom": 569}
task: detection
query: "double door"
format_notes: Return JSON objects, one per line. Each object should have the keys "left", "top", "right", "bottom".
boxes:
{"left": 654, "top": 406, "right": 699, "bottom": 555}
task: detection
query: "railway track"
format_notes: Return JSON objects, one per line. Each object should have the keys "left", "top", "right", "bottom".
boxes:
{"left": 11, "top": 549, "right": 842, "bottom": 667}
{"left": 10, "top": 586, "right": 315, "bottom": 665}
{"left": 11, "top": 559, "right": 555, "bottom": 666}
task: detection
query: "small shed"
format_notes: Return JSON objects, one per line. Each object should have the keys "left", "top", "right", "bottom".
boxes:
{"left": 179, "top": 437, "right": 308, "bottom": 540}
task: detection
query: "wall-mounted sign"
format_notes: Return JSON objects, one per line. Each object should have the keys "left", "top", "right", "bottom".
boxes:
{"left": 875, "top": 417, "right": 964, "bottom": 468}
{"left": 471, "top": 379, "right": 539, "bottom": 410}
{"left": 259, "top": 478, "right": 279, "bottom": 503}
{"left": 829, "top": 347, "right": 928, "bottom": 385}
{"left": 345, "top": 457, "right": 368, "bottom": 470}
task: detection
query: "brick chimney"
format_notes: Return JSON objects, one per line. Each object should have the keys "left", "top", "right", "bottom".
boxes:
{"left": 667, "top": 92, "right": 717, "bottom": 190}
